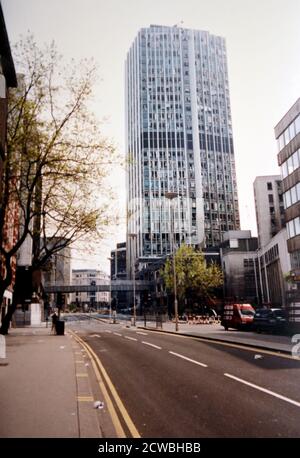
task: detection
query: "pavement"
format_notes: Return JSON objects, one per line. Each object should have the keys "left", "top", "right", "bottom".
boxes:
{"left": 0, "top": 315, "right": 297, "bottom": 439}
{"left": 0, "top": 323, "right": 117, "bottom": 438}
{"left": 139, "top": 319, "right": 295, "bottom": 354}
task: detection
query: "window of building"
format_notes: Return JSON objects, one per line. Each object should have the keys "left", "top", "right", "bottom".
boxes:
{"left": 268, "top": 194, "right": 274, "bottom": 203}
{"left": 267, "top": 182, "right": 272, "bottom": 190}
{"left": 289, "top": 122, "right": 296, "bottom": 140}
{"left": 282, "top": 150, "right": 300, "bottom": 179}
{"left": 295, "top": 115, "right": 300, "bottom": 136}
{"left": 284, "top": 183, "right": 300, "bottom": 208}
{"left": 287, "top": 217, "right": 300, "bottom": 238}
{"left": 293, "top": 150, "right": 300, "bottom": 170}
{"left": 281, "top": 161, "right": 288, "bottom": 179}
{"left": 278, "top": 115, "right": 300, "bottom": 152}
{"left": 229, "top": 239, "right": 238, "bottom": 248}
{"left": 287, "top": 156, "right": 294, "bottom": 175}
{"left": 295, "top": 217, "right": 300, "bottom": 236}
{"left": 278, "top": 134, "right": 285, "bottom": 151}
{"left": 291, "top": 186, "right": 297, "bottom": 205}
{"left": 291, "top": 249, "right": 300, "bottom": 269}
{"left": 288, "top": 220, "right": 295, "bottom": 238}
{"left": 284, "top": 128, "right": 290, "bottom": 145}
{"left": 285, "top": 190, "right": 291, "bottom": 208}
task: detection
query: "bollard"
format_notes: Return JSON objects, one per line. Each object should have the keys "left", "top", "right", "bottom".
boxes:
{"left": 0, "top": 335, "right": 6, "bottom": 358}
{"left": 0, "top": 335, "right": 8, "bottom": 366}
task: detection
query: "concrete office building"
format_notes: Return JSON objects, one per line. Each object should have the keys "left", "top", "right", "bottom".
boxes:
{"left": 257, "top": 228, "right": 291, "bottom": 308}
{"left": 42, "top": 242, "right": 71, "bottom": 308}
{"left": 220, "top": 230, "right": 258, "bottom": 303}
{"left": 253, "top": 176, "right": 289, "bottom": 308}
{"left": 276, "top": 98, "right": 300, "bottom": 326}
{"left": 110, "top": 242, "right": 127, "bottom": 310}
{"left": 126, "top": 25, "right": 240, "bottom": 274}
{"left": 110, "top": 242, "right": 127, "bottom": 280}
{"left": 254, "top": 176, "right": 285, "bottom": 249}
{"left": 71, "top": 269, "right": 110, "bottom": 309}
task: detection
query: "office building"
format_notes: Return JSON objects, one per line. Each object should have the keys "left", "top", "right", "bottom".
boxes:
{"left": 110, "top": 242, "right": 127, "bottom": 280}
{"left": 110, "top": 242, "right": 127, "bottom": 310}
{"left": 253, "top": 175, "right": 285, "bottom": 248}
{"left": 126, "top": 25, "right": 240, "bottom": 274}
{"left": 276, "top": 98, "right": 300, "bottom": 325}
{"left": 220, "top": 230, "right": 258, "bottom": 303}
{"left": 71, "top": 269, "right": 110, "bottom": 309}
{"left": 42, "top": 240, "right": 71, "bottom": 308}
{"left": 256, "top": 228, "right": 291, "bottom": 308}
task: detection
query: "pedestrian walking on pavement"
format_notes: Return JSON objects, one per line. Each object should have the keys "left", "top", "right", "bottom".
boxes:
{"left": 51, "top": 311, "right": 58, "bottom": 334}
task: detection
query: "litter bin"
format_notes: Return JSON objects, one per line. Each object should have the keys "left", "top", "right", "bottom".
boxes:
{"left": 55, "top": 320, "right": 65, "bottom": 335}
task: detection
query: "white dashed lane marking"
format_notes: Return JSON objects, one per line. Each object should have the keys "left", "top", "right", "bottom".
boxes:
{"left": 169, "top": 351, "right": 208, "bottom": 368}
{"left": 224, "top": 373, "right": 300, "bottom": 408}
{"left": 142, "top": 341, "right": 162, "bottom": 350}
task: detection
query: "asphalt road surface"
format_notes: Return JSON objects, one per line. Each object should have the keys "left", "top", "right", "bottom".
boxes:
{"left": 67, "top": 317, "right": 300, "bottom": 438}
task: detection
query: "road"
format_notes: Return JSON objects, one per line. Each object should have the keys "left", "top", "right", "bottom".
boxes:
{"left": 66, "top": 316, "right": 300, "bottom": 438}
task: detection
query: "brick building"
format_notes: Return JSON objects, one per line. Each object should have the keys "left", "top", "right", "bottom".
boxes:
{"left": 0, "top": 4, "right": 18, "bottom": 323}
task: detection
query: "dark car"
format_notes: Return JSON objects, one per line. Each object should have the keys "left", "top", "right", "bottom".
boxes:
{"left": 252, "top": 308, "right": 288, "bottom": 334}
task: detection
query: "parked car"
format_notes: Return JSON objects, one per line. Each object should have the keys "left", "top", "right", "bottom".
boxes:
{"left": 221, "top": 303, "right": 255, "bottom": 331}
{"left": 252, "top": 308, "right": 288, "bottom": 334}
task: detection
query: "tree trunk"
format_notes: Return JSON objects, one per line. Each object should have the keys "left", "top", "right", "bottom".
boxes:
{"left": 0, "top": 254, "right": 14, "bottom": 334}
{"left": 0, "top": 302, "right": 16, "bottom": 334}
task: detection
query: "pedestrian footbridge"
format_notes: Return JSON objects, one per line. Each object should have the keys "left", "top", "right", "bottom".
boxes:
{"left": 44, "top": 279, "right": 153, "bottom": 294}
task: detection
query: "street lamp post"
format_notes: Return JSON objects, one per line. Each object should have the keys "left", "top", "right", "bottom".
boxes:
{"left": 128, "top": 233, "right": 137, "bottom": 326}
{"left": 107, "top": 257, "right": 113, "bottom": 323}
{"left": 165, "top": 192, "right": 179, "bottom": 332}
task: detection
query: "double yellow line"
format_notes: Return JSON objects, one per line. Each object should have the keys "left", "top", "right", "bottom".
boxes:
{"left": 69, "top": 330, "right": 140, "bottom": 438}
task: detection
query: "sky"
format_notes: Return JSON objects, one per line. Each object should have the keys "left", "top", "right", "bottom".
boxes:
{"left": 2, "top": 0, "right": 300, "bottom": 273}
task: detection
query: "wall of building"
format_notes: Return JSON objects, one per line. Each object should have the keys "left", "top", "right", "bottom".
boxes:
{"left": 42, "top": 242, "right": 71, "bottom": 308}
{"left": 257, "top": 228, "right": 291, "bottom": 307}
{"left": 220, "top": 230, "right": 259, "bottom": 303}
{"left": 111, "top": 242, "right": 127, "bottom": 279}
{"left": 276, "top": 98, "right": 300, "bottom": 325}
{"left": 222, "top": 252, "right": 258, "bottom": 302}
{"left": 71, "top": 269, "right": 110, "bottom": 308}
{"left": 126, "top": 25, "right": 240, "bottom": 277}
{"left": 254, "top": 176, "right": 285, "bottom": 248}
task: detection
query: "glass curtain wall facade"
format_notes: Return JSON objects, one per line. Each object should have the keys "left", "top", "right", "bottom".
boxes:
{"left": 126, "top": 25, "right": 240, "bottom": 273}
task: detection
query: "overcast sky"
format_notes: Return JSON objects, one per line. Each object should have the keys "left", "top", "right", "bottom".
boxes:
{"left": 2, "top": 0, "right": 300, "bottom": 272}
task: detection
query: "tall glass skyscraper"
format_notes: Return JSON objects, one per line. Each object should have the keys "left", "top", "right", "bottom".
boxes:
{"left": 126, "top": 25, "right": 240, "bottom": 272}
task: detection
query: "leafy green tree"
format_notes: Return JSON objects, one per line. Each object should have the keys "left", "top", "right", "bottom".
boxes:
{"left": 160, "top": 244, "right": 223, "bottom": 312}
{"left": 0, "top": 35, "right": 118, "bottom": 334}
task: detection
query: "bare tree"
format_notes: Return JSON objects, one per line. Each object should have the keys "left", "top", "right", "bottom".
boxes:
{"left": 0, "top": 35, "right": 118, "bottom": 334}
